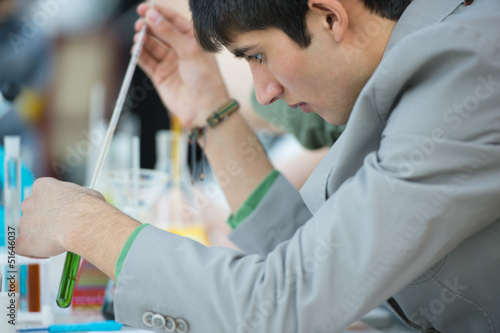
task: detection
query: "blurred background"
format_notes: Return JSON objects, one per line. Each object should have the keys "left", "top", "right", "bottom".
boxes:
{"left": 1, "top": 0, "right": 173, "bottom": 182}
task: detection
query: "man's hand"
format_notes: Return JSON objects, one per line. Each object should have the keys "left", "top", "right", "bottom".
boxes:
{"left": 135, "top": 3, "right": 230, "bottom": 128}
{"left": 17, "top": 178, "right": 140, "bottom": 279}
{"left": 17, "top": 178, "right": 105, "bottom": 258}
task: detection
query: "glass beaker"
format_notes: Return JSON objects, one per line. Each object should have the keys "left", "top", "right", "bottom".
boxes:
{"left": 108, "top": 168, "right": 168, "bottom": 223}
{"left": 155, "top": 130, "right": 210, "bottom": 245}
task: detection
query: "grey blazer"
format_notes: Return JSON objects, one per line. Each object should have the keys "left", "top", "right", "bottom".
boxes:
{"left": 115, "top": 0, "right": 500, "bottom": 332}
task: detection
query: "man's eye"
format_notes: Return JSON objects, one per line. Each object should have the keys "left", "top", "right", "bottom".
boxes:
{"left": 247, "top": 53, "right": 263, "bottom": 64}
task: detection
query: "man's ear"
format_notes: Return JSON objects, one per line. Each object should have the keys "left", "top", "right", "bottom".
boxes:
{"left": 308, "top": 0, "right": 348, "bottom": 43}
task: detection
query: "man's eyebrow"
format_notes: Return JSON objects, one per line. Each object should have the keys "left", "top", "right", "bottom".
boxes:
{"left": 232, "top": 45, "right": 257, "bottom": 58}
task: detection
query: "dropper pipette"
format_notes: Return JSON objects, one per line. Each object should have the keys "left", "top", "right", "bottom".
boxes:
{"left": 56, "top": 23, "right": 148, "bottom": 309}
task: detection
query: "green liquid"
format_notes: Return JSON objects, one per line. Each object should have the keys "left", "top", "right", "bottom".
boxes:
{"left": 56, "top": 252, "right": 81, "bottom": 308}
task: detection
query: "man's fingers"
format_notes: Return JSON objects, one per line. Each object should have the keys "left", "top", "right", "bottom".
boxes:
{"left": 138, "top": 46, "right": 176, "bottom": 84}
{"left": 137, "top": 3, "right": 193, "bottom": 34}
{"left": 137, "top": 47, "right": 161, "bottom": 80}
{"left": 134, "top": 31, "right": 171, "bottom": 62}
{"left": 136, "top": 3, "right": 149, "bottom": 17}
{"left": 20, "top": 195, "right": 34, "bottom": 214}
{"left": 135, "top": 17, "right": 144, "bottom": 33}
{"left": 143, "top": 35, "right": 171, "bottom": 62}
{"left": 135, "top": 4, "right": 199, "bottom": 59}
{"left": 144, "top": 8, "right": 188, "bottom": 54}
{"left": 155, "top": 6, "right": 193, "bottom": 34}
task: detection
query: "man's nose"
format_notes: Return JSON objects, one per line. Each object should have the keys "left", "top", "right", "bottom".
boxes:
{"left": 251, "top": 66, "right": 283, "bottom": 105}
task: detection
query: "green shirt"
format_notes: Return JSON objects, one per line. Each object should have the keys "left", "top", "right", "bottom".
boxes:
{"left": 251, "top": 90, "right": 345, "bottom": 150}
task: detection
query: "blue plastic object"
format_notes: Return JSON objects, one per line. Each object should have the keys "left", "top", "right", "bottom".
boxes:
{"left": 17, "top": 320, "right": 123, "bottom": 332}
{"left": 0, "top": 145, "right": 35, "bottom": 248}
{"left": 49, "top": 320, "right": 123, "bottom": 332}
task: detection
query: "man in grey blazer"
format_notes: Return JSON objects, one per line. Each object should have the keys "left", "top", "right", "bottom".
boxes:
{"left": 17, "top": 0, "right": 500, "bottom": 332}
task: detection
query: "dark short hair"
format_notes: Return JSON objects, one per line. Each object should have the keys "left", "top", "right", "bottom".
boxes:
{"left": 189, "top": 0, "right": 412, "bottom": 53}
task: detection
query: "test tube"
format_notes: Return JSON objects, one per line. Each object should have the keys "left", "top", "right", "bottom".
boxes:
{"left": 3, "top": 136, "right": 21, "bottom": 241}
{"left": 19, "top": 264, "right": 27, "bottom": 311}
{"left": 27, "top": 264, "right": 41, "bottom": 312}
{"left": 3, "top": 136, "right": 21, "bottom": 306}
{"left": 56, "top": 23, "right": 148, "bottom": 308}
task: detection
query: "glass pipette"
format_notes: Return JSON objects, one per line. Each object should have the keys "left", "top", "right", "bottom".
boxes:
{"left": 56, "top": 23, "right": 148, "bottom": 308}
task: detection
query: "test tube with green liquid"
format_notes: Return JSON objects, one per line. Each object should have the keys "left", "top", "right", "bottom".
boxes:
{"left": 56, "top": 252, "right": 80, "bottom": 308}
{"left": 56, "top": 24, "right": 147, "bottom": 308}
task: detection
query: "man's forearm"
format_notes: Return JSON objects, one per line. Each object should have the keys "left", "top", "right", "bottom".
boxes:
{"left": 201, "top": 111, "right": 274, "bottom": 212}
{"left": 63, "top": 200, "right": 141, "bottom": 281}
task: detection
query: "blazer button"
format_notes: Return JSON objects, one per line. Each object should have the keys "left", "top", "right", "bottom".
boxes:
{"left": 175, "top": 318, "right": 189, "bottom": 333}
{"left": 142, "top": 312, "right": 154, "bottom": 327}
{"left": 164, "top": 316, "right": 176, "bottom": 332}
{"left": 152, "top": 314, "right": 166, "bottom": 328}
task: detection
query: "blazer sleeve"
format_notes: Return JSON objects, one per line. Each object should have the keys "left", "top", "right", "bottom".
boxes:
{"left": 114, "top": 22, "right": 500, "bottom": 333}
{"left": 229, "top": 173, "right": 312, "bottom": 255}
